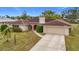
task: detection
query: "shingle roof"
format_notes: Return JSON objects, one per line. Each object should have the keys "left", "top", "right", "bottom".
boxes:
{"left": 5, "top": 20, "right": 29, "bottom": 25}
{"left": 0, "top": 18, "right": 71, "bottom": 26}
{"left": 44, "top": 20, "right": 71, "bottom": 26}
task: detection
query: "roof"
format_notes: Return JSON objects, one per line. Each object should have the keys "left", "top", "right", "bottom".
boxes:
{"left": 44, "top": 20, "right": 71, "bottom": 26}
{"left": 0, "top": 17, "right": 71, "bottom": 26}
{"left": 56, "top": 19, "right": 71, "bottom": 25}
{"left": 0, "top": 18, "right": 16, "bottom": 22}
{"left": 5, "top": 20, "right": 29, "bottom": 25}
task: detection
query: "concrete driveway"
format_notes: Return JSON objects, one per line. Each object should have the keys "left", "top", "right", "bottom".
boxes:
{"left": 31, "top": 34, "right": 66, "bottom": 51}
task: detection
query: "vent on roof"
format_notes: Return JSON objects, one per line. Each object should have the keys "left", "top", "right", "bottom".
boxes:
{"left": 39, "top": 17, "right": 45, "bottom": 24}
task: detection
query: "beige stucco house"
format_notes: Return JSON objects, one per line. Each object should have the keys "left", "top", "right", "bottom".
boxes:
{"left": 0, "top": 17, "right": 71, "bottom": 36}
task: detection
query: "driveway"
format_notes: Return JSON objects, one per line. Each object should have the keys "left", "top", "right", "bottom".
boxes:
{"left": 30, "top": 34, "right": 66, "bottom": 51}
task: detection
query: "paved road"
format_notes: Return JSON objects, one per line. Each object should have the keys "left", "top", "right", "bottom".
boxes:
{"left": 31, "top": 34, "right": 66, "bottom": 51}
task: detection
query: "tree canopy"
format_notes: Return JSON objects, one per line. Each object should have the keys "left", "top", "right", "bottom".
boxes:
{"left": 21, "top": 11, "right": 27, "bottom": 20}
{"left": 61, "top": 7, "right": 79, "bottom": 23}
{"left": 41, "top": 10, "right": 61, "bottom": 19}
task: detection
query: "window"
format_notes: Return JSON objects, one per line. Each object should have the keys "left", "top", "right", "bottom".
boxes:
{"left": 12, "top": 25, "right": 19, "bottom": 28}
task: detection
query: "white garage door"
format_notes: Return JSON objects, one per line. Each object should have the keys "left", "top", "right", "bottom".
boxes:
{"left": 43, "top": 25, "right": 69, "bottom": 35}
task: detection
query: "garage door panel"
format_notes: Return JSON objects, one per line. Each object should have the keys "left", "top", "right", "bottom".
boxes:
{"left": 44, "top": 26, "right": 65, "bottom": 35}
{"left": 47, "top": 28, "right": 64, "bottom": 34}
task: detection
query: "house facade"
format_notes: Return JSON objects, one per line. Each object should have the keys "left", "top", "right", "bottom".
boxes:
{"left": 0, "top": 17, "right": 71, "bottom": 36}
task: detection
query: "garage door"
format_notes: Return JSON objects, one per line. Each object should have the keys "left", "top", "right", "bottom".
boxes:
{"left": 43, "top": 26, "right": 66, "bottom": 35}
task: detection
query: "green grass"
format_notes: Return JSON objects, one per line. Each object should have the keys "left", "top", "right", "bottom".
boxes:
{"left": 0, "top": 31, "right": 40, "bottom": 51}
{"left": 65, "top": 24, "right": 79, "bottom": 51}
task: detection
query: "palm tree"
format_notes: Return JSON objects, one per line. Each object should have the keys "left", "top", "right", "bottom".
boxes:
{"left": 0, "top": 24, "right": 11, "bottom": 42}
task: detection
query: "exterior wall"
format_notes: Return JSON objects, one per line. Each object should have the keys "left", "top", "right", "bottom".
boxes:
{"left": 43, "top": 25, "right": 70, "bottom": 36}
{"left": 7, "top": 24, "right": 13, "bottom": 28}
{"left": 19, "top": 25, "right": 28, "bottom": 31}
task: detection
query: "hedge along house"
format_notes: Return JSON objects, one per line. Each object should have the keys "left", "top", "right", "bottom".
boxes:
{"left": 0, "top": 17, "right": 71, "bottom": 36}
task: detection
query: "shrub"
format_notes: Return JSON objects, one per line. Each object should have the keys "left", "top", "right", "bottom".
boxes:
{"left": 36, "top": 25, "right": 43, "bottom": 33}
{"left": 0, "top": 24, "right": 8, "bottom": 32}
{"left": 0, "top": 24, "right": 11, "bottom": 35}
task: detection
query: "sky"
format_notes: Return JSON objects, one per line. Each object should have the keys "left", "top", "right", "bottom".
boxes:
{"left": 0, "top": 7, "right": 70, "bottom": 16}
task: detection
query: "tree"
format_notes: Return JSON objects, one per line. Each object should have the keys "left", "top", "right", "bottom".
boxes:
{"left": 10, "top": 16, "right": 15, "bottom": 19}
{"left": 42, "top": 10, "right": 54, "bottom": 17}
{"left": 61, "top": 7, "right": 79, "bottom": 23}
{"left": 50, "top": 14, "right": 61, "bottom": 19}
{"left": 18, "top": 11, "right": 31, "bottom": 20}
{"left": 21, "top": 11, "right": 27, "bottom": 20}
{"left": 41, "top": 10, "right": 61, "bottom": 19}
{"left": 6, "top": 15, "right": 16, "bottom": 19}
{"left": 16, "top": 16, "right": 21, "bottom": 19}
{"left": 6, "top": 15, "right": 10, "bottom": 18}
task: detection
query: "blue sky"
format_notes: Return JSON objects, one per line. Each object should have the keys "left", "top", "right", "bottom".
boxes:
{"left": 0, "top": 7, "right": 69, "bottom": 16}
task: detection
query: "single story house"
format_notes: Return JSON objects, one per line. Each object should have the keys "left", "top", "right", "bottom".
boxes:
{"left": 0, "top": 17, "right": 71, "bottom": 36}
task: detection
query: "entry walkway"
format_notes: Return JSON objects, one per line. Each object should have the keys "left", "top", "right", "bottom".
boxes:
{"left": 30, "top": 34, "right": 66, "bottom": 51}
{"left": 33, "top": 31, "right": 43, "bottom": 38}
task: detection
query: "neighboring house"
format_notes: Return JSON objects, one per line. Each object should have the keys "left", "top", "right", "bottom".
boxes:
{"left": 0, "top": 17, "right": 17, "bottom": 29}
{"left": 0, "top": 17, "right": 71, "bottom": 36}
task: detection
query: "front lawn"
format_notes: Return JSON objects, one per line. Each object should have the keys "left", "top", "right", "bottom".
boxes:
{"left": 0, "top": 31, "right": 40, "bottom": 51}
{"left": 65, "top": 24, "right": 79, "bottom": 51}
